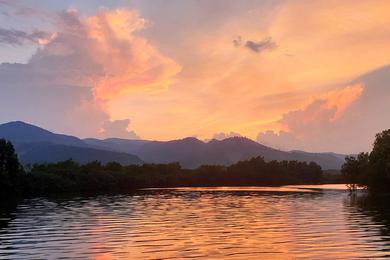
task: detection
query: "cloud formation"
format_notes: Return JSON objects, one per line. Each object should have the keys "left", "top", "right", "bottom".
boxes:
{"left": 101, "top": 119, "right": 139, "bottom": 139}
{"left": 30, "top": 8, "right": 182, "bottom": 100}
{"left": 280, "top": 84, "right": 363, "bottom": 134}
{"left": 1, "top": 0, "right": 390, "bottom": 151}
{"left": 257, "top": 130, "right": 298, "bottom": 150}
{"left": 0, "top": 7, "right": 181, "bottom": 137}
{"left": 257, "top": 84, "right": 364, "bottom": 152}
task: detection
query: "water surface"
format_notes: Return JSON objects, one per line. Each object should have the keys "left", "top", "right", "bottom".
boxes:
{"left": 1, "top": 184, "right": 389, "bottom": 259}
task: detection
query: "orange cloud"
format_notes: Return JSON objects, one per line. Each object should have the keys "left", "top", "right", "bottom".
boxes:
{"left": 323, "top": 84, "right": 364, "bottom": 120}
{"left": 282, "top": 84, "right": 364, "bottom": 133}
{"left": 0, "top": 7, "right": 182, "bottom": 137}
{"left": 257, "top": 83, "right": 365, "bottom": 152}
{"left": 2, "top": 1, "right": 389, "bottom": 146}
{"left": 83, "top": 9, "right": 182, "bottom": 100}
{"left": 107, "top": 0, "right": 389, "bottom": 141}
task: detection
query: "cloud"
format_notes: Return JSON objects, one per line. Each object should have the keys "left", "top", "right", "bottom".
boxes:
{"left": 245, "top": 37, "right": 277, "bottom": 53}
{"left": 257, "top": 84, "right": 364, "bottom": 152}
{"left": 88, "top": 8, "right": 181, "bottom": 100}
{"left": 30, "top": 8, "right": 182, "bottom": 100}
{"left": 322, "top": 84, "right": 364, "bottom": 120}
{"left": 0, "top": 7, "right": 181, "bottom": 137}
{"left": 257, "top": 130, "right": 298, "bottom": 150}
{"left": 233, "top": 36, "right": 277, "bottom": 54}
{"left": 101, "top": 119, "right": 139, "bottom": 139}
{"left": 0, "top": 0, "right": 52, "bottom": 18}
{"left": 212, "top": 131, "right": 242, "bottom": 140}
{"left": 279, "top": 84, "right": 363, "bottom": 134}
{"left": 0, "top": 28, "right": 53, "bottom": 46}
{"left": 104, "top": 0, "right": 390, "bottom": 142}
{"left": 2, "top": 0, "right": 390, "bottom": 147}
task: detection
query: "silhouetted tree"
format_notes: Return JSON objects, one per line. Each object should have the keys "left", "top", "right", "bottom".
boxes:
{"left": 0, "top": 139, "right": 22, "bottom": 198}
{"left": 369, "top": 129, "right": 390, "bottom": 191}
{"left": 0, "top": 139, "right": 20, "bottom": 176}
{"left": 342, "top": 129, "right": 390, "bottom": 193}
{"left": 342, "top": 153, "right": 370, "bottom": 191}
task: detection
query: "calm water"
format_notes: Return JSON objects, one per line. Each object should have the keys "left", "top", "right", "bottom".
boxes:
{"left": 1, "top": 184, "right": 390, "bottom": 259}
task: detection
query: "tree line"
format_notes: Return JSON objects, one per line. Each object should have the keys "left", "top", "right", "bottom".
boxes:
{"left": 342, "top": 129, "right": 390, "bottom": 193}
{"left": 0, "top": 139, "right": 324, "bottom": 198}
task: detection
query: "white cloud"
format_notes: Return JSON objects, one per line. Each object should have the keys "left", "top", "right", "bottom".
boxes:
{"left": 212, "top": 131, "right": 242, "bottom": 140}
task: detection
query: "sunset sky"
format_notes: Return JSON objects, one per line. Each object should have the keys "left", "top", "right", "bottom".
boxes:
{"left": 1, "top": 0, "right": 390, "bottom": 153}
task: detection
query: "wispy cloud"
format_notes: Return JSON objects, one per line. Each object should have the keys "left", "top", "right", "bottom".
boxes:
{"left": 0, "top": 0, "right": 52, "bottom": 19}
{"left": 0, "top": 28, "right": 52, "bottom": 45}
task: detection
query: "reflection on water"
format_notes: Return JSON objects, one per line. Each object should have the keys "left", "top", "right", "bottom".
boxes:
{"left": 0, "top": 184, "right": 389, "bottom": 259}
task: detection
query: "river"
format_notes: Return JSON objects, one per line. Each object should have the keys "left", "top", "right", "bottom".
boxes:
{"left": 0, "top": 184, "right": 389, "bottom": 259}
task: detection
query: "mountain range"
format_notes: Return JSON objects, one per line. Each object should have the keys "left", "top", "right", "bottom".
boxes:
{"left": 0, "top": 121, "right": 346, "bottom": 169}
{"left": 0, "top": 121, "right": 143, "bottom": 165}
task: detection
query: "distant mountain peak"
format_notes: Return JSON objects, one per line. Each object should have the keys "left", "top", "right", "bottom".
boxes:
{"left": 222, "top": 136, "right": 254, "bottom": 142}
{"left": 207, "top": 136, "right": 253, "bottom": 143}
{"left": 164, "top": 137, "right": 204, "bottom": 145}
{"left": 0, "top": 121, "right": 143, "bottom": 166}
{"left": 2, "top": 120, "right": 50, "bottom": 131}
{"left": 181, "top": 137, "right": 204, "bottom": 142}
{"left": 0, "top": 121, "right": 83, "bottom": 146}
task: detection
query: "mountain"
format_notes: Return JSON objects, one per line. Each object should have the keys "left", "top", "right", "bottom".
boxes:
{"left": 0, "top": 121, "right": 345, "bottom": 169}
{"left": 0, "top": 121, "right": 86, "bottom": 147}
{"left": 137, "top": 137, "right": 208, "bottom": 168}
{"left": 288, "top": 150, "right": 346, "bottom": 170}
{"left": 15, "top": 142, "right": 142, "bottom": 166}
{"left": 0, "top": 121, "right": 143, "bottom": 165}
{"left": 84, "top": 138, "right": 151, "bottom": 154}
{"left": 140, "top": 137, "right": 345, "bottom": 169}
{"left": 87, "top": 136, "right": 345, "bottom": 169}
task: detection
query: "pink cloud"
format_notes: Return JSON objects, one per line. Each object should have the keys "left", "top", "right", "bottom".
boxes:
{"left": 0, "top": 7, "right": 181, "bottom": 138}
{"left": 257, "top": 84, "right": 364, "bottom": 152}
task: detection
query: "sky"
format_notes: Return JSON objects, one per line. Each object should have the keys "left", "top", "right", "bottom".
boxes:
{"left": 0, "top": 0, "right": 390, "bottom": 154}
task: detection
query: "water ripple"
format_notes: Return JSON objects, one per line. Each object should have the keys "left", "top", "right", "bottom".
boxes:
{"left": 0, "top": 184, "right": 389, "bottom": 259}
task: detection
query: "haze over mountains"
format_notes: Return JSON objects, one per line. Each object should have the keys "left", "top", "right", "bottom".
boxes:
{"left": 0, "top": 121, "right": 346, "bottom": 169}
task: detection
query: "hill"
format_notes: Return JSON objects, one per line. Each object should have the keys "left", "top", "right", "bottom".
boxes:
{"left": 0, "top": 121, "right": 85, "bottom": 146}
{"left": 0, "top": 122, "right": 143, "bottom": 165}
{"left": 15, "top": 142, "right": 143, "bottom": 165}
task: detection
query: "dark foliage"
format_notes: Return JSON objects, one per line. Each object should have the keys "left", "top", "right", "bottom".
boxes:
{"left": 0, "top": 139, "right": 324, "bottom": 198}
{"left": 342, "top": 129, "right": 390, "bottom": 192}
{"left": 0, "top": 139, "right": 23, "bottom": 198}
